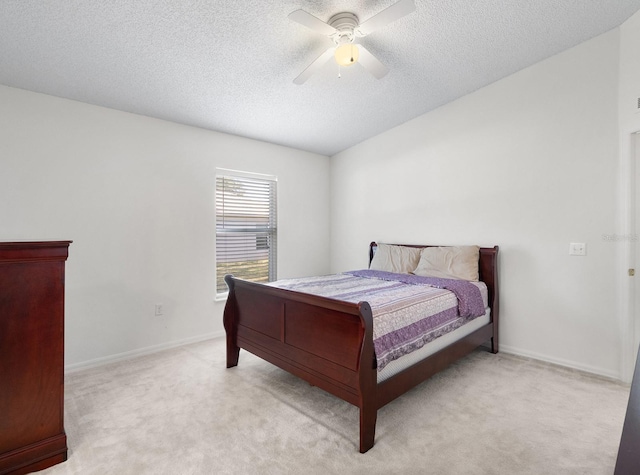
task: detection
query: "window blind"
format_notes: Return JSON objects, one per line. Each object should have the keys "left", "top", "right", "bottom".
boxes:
{"left": 216, "top": 173, "right": 277, "bottom": 295}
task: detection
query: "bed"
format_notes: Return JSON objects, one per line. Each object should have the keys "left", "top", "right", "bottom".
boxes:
{"left": 223, "top": 242, "right": 499, "bottom": 453}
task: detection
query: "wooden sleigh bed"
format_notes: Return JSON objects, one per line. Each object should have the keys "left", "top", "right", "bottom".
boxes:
{"left": 223, "top": 242, "right": 499, "bottom": 453}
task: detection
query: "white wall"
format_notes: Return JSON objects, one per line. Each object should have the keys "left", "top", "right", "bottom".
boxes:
{"left": 331, "top": 30, "right": 621, "bottom": 378}
{"left": 0, "top": 86, "right": 331, "bottom": 370}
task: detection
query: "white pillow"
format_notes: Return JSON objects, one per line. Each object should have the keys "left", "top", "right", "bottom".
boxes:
{"left": 369, "top": 243, "right": 422, "bottom": 274}
{"left": 412, "top": 246, "right": 480, "bottom": 281}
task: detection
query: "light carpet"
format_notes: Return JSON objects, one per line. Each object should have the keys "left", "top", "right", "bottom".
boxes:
{"left": 38, "top": 338, "right": 629, "bottom": 475}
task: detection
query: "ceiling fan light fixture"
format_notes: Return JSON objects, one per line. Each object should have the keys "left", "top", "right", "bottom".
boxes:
{"left": 334, "top": 43, "right": 359, "bottom": 67}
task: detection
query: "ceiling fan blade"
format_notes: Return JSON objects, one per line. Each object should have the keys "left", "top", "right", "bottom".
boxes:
{"left": 357, "top": 45, "right": 390, "bottom": 79}
{"left": 293, "top": 47, "right": 336, "bottom": 85}
{"left": 356, "top": 0, "right": 416, "bottom": 36}
{"left": 288, "top": 10, "right": 337, "bottom": 36}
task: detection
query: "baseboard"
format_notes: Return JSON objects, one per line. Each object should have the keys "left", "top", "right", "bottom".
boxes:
{"left": 64, "top": 335, "right": 622, "bottom": 381}
{"left": 65, "top": 330, "right": 226, "bottom": 374}
{"left": 500, "top": 344, "right": 621, "bottom": 381}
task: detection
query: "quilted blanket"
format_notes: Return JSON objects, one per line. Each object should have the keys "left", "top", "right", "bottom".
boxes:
{"left": 268, "top": 270, "right": 486, "bottom": 370}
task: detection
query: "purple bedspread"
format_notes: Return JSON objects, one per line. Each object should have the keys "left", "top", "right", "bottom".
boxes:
{"left": 344, "top": 269, "right": 486, "bottom": 318}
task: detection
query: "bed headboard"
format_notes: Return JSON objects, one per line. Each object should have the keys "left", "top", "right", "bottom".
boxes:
{"left": 369, "top": 242, "right": 499, "bottom": 318}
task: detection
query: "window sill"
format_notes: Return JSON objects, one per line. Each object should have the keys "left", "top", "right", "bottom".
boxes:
{"left": 215, "top": 292, "right": 228, "bottom": 302}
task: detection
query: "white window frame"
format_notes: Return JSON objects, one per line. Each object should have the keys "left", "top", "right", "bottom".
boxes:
{"left": 215, "top": 169, "right": 277, "bottom": 299}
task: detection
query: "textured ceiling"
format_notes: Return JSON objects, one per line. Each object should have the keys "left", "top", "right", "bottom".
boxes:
{"left": 1, "top": 1, "right": 639, "bottom": 156}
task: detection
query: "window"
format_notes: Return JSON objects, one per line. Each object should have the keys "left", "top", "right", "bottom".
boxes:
{"left": 215, "top": 170, "right": 277, "bottom": 296}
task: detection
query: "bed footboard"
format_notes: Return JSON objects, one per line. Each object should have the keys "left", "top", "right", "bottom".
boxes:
{"left": 223, "top": 275, "right": 377, "bottom": 452}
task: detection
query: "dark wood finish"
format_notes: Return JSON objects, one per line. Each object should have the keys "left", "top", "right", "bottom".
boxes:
{"left": 224, "top": 242, "right": 499, "bottom": 453}
{"left": 0, "top": 241, "right": 71, "bottom": 475}
{"left": 615, "top": 345, "right": 640, "bottom": 474}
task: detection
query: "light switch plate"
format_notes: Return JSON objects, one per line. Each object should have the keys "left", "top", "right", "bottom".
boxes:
{"left": 569, "top": 242, "right": 586, "bottom": 256}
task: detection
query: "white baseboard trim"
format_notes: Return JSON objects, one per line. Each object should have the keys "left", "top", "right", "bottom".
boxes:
{"left": 65, "top": 330, "right": 226, "bottom": 374}
{"left": 500, "top": 344, "right": 621, "bottom": 382}
{"left": 65, "top": 334, "right": 623, "bottom": 382}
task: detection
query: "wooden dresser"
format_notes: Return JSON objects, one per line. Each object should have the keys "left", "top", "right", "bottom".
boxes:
{"left": 0, "top": 241, "right": 71, "bottom": 475}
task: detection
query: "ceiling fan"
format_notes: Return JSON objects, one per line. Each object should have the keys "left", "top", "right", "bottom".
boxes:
{"left": 289, "top": 0, "right": 416, "bottom": 84}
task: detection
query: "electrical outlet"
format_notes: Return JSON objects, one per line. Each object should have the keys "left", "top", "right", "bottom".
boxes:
{"left": 154, "top": 304, "right": 164, "bottom": 316}
{"left": 569, "top": 243, "right": 586, "bottom": 256}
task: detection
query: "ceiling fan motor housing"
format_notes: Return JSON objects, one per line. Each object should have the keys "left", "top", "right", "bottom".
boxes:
{"left": 328, "top": 12, "right": 359, "bottom": 45}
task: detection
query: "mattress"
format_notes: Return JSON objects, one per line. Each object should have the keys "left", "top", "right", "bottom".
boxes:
{"left": 377, "top": 309, "right": 490, "bottom": 382}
